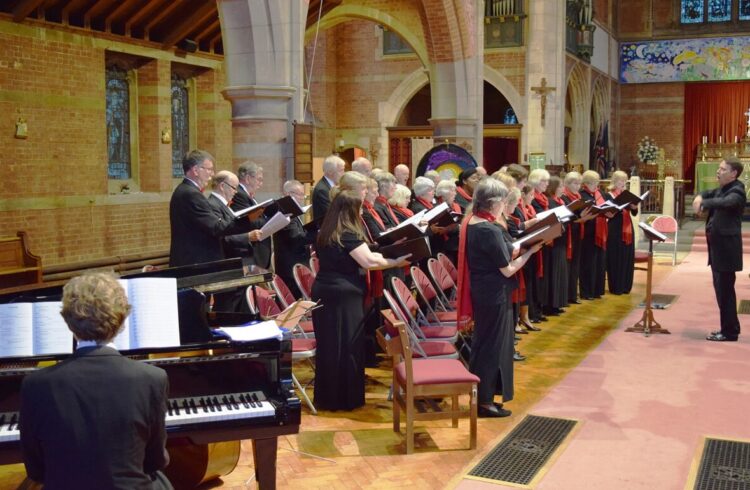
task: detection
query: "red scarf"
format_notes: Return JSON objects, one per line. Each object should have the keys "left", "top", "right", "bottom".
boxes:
{"left": 415, "top": 196, "right": 434, "bottom": 210}
{"left": 376, "top": 195, "right": 400, "bottom": 224}
{"left": 394, "top": 206, "right": 414, "bottom": 218}
{"left": 363, "top": 201, "right": 386, "bottom": 231}
{"left": 359, "top": 217, "right": 383, "bottom": 302}
{"left": 456, "top": 213, "right": 474, "bottom": 331}
{"left": 593, "top": 189, "right": 608, "bottom": 249}
{"left": 456, "top": 185, "right": 472, "bottom": 203}
{"left": 563, "top": 187, "right": 585, "bottom": 242}
{"left": 507, "top": 213, "right": 527, "bottom": 303}
{"left": 533, "top": 190, "right": 549, "bottom": 210}
{"left": 611, "top": 190, "right": 633, "bottom": 245}
{"left": 439, "top": 197, "right": 462, "bottom": 215}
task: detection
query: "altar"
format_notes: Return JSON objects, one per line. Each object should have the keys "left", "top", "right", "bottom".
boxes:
{"left": 694, "top": 142, "right": 750, "bottom": 196}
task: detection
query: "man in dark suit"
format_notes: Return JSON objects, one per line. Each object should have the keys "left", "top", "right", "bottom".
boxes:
{"left": 169, "top": 150, "right": 262, "bottom": 267}
{"left": 693, "top": 157, "right": 746, "bottom": 342}
{"left": 273, "top": 179, "right": 314, "bottom": 297}
{"left": 232, "top": 161, "right": 272, "bottom": 269}
{"left": 20, "top": 273, "right": 173, "bottom": 489}
{"left": 312, "top": 154, "right": 345, "bottom": 222}
{"left": 207, "top": 170, "right": 262, "bottom": 263}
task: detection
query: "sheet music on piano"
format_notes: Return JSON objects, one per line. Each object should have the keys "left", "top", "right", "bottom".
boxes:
{"left": 0, "top": 302, "right": 72, "bottom": 357}
{"left": 115, "top": 278, "right": 181, "bottom": 350}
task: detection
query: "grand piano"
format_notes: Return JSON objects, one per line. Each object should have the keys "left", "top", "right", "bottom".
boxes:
{"left": 0, "top": 258, "right": 301, "bottom": 489}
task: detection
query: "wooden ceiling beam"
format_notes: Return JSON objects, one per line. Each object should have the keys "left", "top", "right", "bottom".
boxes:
{"left": 12, "top": 0, "right": 47, "bottom": 21}
{"left": 143, "top": 0, "right": 184, "bottom": 38}
{"left": 209, "top": 31, "right": 222, "bottom": 53}
{"left": 193, "top": 17, "right": 220, "bottom": 43}
{"left": 105, "top": 0, "right": 143, "bottom": 32}
{"left": 124, "top": 0, "right": 171, "bottom": 36}
{"left": 62, "top": 0, "right": 96, "bottom": 24}
{"left": 160, "top": 2, "right": 215, "bottom": 48}
{"left": 83, "top": 0, "right": 119, "bottom": 28}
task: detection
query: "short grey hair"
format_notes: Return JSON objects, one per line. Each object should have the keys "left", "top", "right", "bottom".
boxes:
{"left": 473, "top": 178, "right": 508, "bottom": 213}
{"left": 182, "top": 149, "right": 214, "bottom": 174}
{"left": 412, "top": 176, "right": 435, "bottom": 198}
{"left": 323, "top": 155, "right": 345, "bottom": 176}
{"left": 435, "top": 180, "right": 456, "bottom": 200}
{"left": 389, "top": 184, "right": 412, "bottom": 208}
{"left": 237, "top": 161, "right": 262, "bottom": 180}
{"left": 351, "top": 157, "right": 372, "bottom": 175}
{"left": 374, "top": 172, "right": 396, "bottom": 193}
{"left": 283, "top": 179, "right": 303, "bottom": 194}
{"left": 563, "top": 171, "right": 582, "bottom": 186}
{"left": 527, "top": 168, "right": 550, "bottom": 188}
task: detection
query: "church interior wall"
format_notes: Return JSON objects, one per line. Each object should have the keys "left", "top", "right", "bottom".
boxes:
{"left": 0, "top": 19, "right": 231, "bottom": 267}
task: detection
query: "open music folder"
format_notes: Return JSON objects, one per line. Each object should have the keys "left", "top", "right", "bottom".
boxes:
{"left": 379, "top": 236, "right": 432, "bottom": 262}
{"left": 638, "top": 221, "right": 667, "bottom": 242}
{"left": 512, "top": 218, "right": 564, "bottom": 252}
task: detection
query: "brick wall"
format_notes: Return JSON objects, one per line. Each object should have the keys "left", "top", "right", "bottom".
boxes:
{"left": 0, "top": 20, "right": 230, "bottom": 268}
{"left": 618, "top": 83, "right": 685, "bottom": 174}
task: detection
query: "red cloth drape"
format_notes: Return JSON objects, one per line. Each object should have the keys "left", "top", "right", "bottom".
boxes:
{"left": 684, "top": 81, "right": 750, "bottom": 193}
{"left": 611, "top": 190, "right": 633, "bottom": 245}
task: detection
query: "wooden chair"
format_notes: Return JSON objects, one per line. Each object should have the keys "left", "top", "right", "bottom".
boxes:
{"left": 382, "top": 292, "right": 459, "bottom": 359}
{"left": 382, "top": 309, "right": 478, "bottom": 454}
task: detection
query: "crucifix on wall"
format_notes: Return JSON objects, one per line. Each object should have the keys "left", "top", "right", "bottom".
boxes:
{"left": 530, "top": 78, "right": 556, "bottom": 127}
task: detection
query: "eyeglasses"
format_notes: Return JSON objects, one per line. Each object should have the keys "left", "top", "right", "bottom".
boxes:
{"left": 200, "top": 165, "right": 214, "bottom": 172}
{"left": 222, "top": 182, "right": 237, "bottom": 191}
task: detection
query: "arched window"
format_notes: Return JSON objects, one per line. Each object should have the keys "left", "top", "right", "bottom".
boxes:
{"left": 171, "top": 73, "right": 190, "bottom": 178}
{"left": 106, "top": 66, "right": 131, "bottom": 180}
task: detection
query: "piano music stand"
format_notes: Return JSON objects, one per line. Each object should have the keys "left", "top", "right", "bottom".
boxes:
{"left": 626, "top": 223, "right": 671, "bottom": 337}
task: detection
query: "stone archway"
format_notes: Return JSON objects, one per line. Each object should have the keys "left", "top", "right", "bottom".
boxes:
{"left": 565, "top": 62, "right": 591, "bottom": 170}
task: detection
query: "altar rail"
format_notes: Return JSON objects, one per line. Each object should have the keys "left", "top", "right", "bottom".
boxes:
{"left": 600, "top": 179, "right": 689, "bottom": 227}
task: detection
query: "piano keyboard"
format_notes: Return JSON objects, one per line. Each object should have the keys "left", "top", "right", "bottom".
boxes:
{"left": 165, "top": 391, "right": 275, "bottom": 426}
{"left": 0, "top": 391, "right": 275, "bottom": 443}
{"left": 0, "top": 412, "right": 19, "bottom": 443}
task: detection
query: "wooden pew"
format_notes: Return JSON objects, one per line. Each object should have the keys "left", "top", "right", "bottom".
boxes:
{"left": 0, "top": 231, "right": 42, "bottom": 291}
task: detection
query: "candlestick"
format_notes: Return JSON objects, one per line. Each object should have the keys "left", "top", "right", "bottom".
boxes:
{"left": 719, "top": 135, "right": 723, "bottom": 144}
{"left": 702, "top": 136, "right": 707, "bottom": 144}
{"left": 735, "top": 135, "right": 739, "bottom": 143}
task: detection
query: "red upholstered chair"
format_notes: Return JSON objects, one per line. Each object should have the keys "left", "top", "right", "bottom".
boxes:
{"left": 409, "top": 267, "right": 459, "bottom": 324}
{"left": 382, "top": 293, "right": 458, "bottom": 359}
{"left": 309, "top": 256, "right": 320, "bottom": 276}
{"left": 650, "top": 215, "right": 679, "bottom": 266}
{"left": 382, "top": 309, "right": 478, "bottom": 454}
{"left": 293, "top": 263, "right": 316, "bottom": 300}
{"left": 387, "top": 280, "right": 459, "bottom": 345}
{"left": 253, "top": 286, "right": 317, "bottom": 414}
{"left": 437, "top": 252, "right": 458, "bottom": 283}
{"left": 427, "top": 258, "right": 457, "bottom": 309}
{"left": 271, "top": 274, "right": 296, "bottom": 309}
{"left": 245, "top": 285, "right": 258, "bottom": 315}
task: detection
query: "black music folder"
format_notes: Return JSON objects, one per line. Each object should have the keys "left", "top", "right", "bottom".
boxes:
{"left": 512, "top": 219, "right": 563, "bottom": 252}
{"left": 519, "top": 212, "right": 558, "bottom": 237}
{"left": 375, "top": 223, "right": 423, "bottom": 246}
{"left": 379, "top": 236, "right": 431, "bottom": 263}
{"left": 232, "top": 199, "right": 274, "bottom": 219}
{"left": 264, "top": 195, "right": 311, "bottom": 218}
{"left": 613, "top": 189, "right": 650, "bottom": 207}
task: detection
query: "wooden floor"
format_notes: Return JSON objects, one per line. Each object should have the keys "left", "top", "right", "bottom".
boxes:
{"left": 210, "top": 267, "right": 660, "bottom": 489}
{"left": 0, "top": 262, "right": 670, "bottom": 490}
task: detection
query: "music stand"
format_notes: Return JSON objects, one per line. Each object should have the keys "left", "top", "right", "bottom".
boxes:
{"left": 626, "top": 222, "right": 671, "bottom": 336}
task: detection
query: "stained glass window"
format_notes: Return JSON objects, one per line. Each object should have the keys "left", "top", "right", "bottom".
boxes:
{"left": 503, "top": 108, "right": 518, "bottom": 125}
{"left": 171, "top": 74, "right": 190, "bottom": 178}
{"left": 740, "top": 0, "right": 750, "bottom": 19}
{"left": 106, "top": 66, "right": 131, "bottom": 180}
{"left": 681, "top": 0, "right": 705, "bottom": 23}
{"left": 708, "top": 0, "right": 731, "bottom": 21}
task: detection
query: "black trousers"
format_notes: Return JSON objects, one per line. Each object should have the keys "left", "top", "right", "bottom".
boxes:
{"left": 712, "top": 268, "right": 741, "bottom": 338}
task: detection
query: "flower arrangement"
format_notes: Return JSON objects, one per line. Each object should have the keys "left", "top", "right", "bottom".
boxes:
{"left": 637, "top": 136, "right": 659, "bottom": 163}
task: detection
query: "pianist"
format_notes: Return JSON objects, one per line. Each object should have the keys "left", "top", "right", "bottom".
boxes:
{"left": 19, "top": 273, "right": 173, "bottom": 489}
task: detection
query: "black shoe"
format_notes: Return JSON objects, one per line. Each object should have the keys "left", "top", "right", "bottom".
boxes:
{"left": 525, "top": 323, "right": 542, "bottom": 332}
{"left": 706, "top": 332, "right": 738, "bottom": 342}
{"left": 478, "top": 405, "right": 512, "bottom": 418}
{"left": 515, "top": 325, "right": 529, "bottom": 334}
{"left": 570, "top": 300, "right": 582, "bottom": 305}
{"left": 513, "top": 351, "right": 526, "bottom": 361}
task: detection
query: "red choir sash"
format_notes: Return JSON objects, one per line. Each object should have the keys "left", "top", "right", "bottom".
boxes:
{"left": 376, "top": 195, "right": 400, "bottom": 225}
{"left": 456, "top": 210, "right": 496, "bottom": 331}
{"left": 610, "top": 189, "right": 633, "bottom": 245}
{"left": 533, "top": 190, "right": 549, "bottom": 210}
{"left": 363, "top": 201, "right": 386, "bottom": 231}
{"left": 360, "top": 217, "right": 384, "bottom": 302}
{"left": 415, "top": 196, "right": 434, "bottom": 210}
{"left": 593, "top": 189, "right": 608, "bottom": 250}
{"left": 394, "top": 206, "right": 414, "bottom": 218}
{"left": 456, "top": 185, "right": 472, "bottom": 203}
{"left": 508, "top": 214, "right": 526, "bottom": 303}
{"left": 551, "top": 195, "right": 572, "bottom": 259}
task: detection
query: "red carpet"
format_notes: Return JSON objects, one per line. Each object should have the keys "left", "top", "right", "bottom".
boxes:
{"left": 456, "top": 249, "right": 750, "bottom": 489}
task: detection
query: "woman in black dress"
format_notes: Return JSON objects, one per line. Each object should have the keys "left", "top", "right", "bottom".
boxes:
{"left": 579, "top": 170, "right": 611, "bottom": 299}
{"left": 528, "top": 169, "right": 551, "bottom": 316}
{"left": 457, "top": 179, "right": 540, "bottom": 417}
{"left": 561, "top": 171, "right": 594, "bottom": 304}
{"left": 543, "top": 176, "right": 570, "bottom": 313}
{"left": 605, "top": 171, "right": 638, "bottom": 294}
{"left": 312, "top": 191, "right": 409, "bottom": 411}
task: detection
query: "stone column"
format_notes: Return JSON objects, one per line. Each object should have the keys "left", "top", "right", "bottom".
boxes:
{"left": 137, "top": 58, "right": 172, "bottom": 193}
{"left": 218, "top": 0, "right": 306, "bottom": 196}
{"left": 525, "top": 0, "right": 566, "bottom": 166}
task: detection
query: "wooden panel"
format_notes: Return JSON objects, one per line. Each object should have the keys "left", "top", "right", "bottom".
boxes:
{"left": 294, "top": 123, "right": 314, "bottom": 183}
